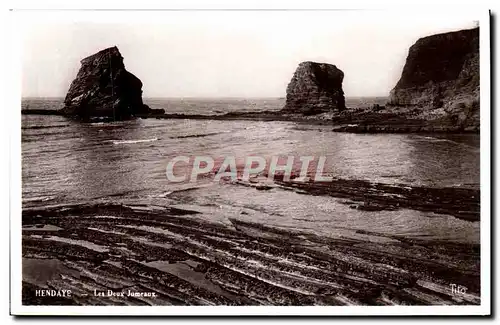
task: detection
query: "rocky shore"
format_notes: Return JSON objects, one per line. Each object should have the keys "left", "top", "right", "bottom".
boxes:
{"left": 22, "top": 27, "right": 480, "bottom": 134}
{"left": 271, "top": 175, "right": 479, "bottom": 222}
{"left": 20, "top": 105, "right": 480, "bottom": 133}
{"left": 22, "top": 201, "right": 480, "bottom": 306}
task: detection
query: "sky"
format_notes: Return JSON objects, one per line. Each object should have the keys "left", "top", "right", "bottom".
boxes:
{"left": 20, "top": 11, "right": 478, "bottom": 98}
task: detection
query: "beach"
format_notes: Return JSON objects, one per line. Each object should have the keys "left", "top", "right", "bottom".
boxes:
{"left": 21, "top": 97, "right": 480, "bottom": 306}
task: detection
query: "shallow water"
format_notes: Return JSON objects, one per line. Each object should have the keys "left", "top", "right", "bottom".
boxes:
{"left": 21, "top": 98, "right": 480, "bottom": 245}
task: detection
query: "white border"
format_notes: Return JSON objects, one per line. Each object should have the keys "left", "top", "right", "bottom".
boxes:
{"left": 478, "top": 12, "right": 492, "bottom": 317}
{"left": 8, "top": 8, "right": 491, "bottom": 316}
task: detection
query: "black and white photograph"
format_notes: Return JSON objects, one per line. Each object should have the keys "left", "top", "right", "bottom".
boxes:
{"left": 9, "top": 8, "right": 491, "bottom": 316}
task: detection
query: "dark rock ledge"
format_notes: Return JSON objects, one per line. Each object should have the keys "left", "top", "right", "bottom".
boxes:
{"left": 270, "top": 174, "right": 480, "bottom": 222}
{"left": 22, "top": 202, "right": 480, "bottom": 305}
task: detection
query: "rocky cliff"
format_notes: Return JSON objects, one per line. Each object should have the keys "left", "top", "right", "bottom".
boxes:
{"left": 62, "top": 46, "right": 154, "bottom": 120}
{"left": 283, "top": 61, "right": 346, "bottom": 115}
{"left": 388, "top": 27, "right": 479, "bottom": 130}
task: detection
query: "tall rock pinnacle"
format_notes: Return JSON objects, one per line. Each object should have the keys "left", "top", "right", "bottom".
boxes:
{"left": 283, "top": 61, "right": 346, "bottom": 115}
{"left": 62, "top": 46, "right": 151, "bottom": 120}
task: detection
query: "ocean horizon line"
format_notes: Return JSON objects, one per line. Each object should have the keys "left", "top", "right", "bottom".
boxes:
{"left": 21, "top": 95, "right": 389, "bottom": 100}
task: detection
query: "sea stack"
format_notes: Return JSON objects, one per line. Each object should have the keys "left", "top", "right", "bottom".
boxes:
{"left": 388, "top": 27, "right": 479, "bottom": 127}
{"left": 62, "top": 46, "right": 152, "bottom": 120}
{"left": 283, "top": 61, "right": 346, "bottom": 115}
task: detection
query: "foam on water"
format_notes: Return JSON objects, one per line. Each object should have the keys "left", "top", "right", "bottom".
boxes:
{"left": 111, "top": 138, "right": 158, "bottom": 145}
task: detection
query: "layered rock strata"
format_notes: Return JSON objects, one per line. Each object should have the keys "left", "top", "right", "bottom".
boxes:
{"left": 388, "top": 27, "right": 479, "bottom": 130}
{"left": 62, "top": 46, "right": 154, "bottom": 120}
{"left": 283, "top": 61, "right": 346, "bottom": 115}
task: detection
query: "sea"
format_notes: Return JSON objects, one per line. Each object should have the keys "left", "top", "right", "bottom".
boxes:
{"left": 21, "top": 97, "right": 480, "bottom": 245}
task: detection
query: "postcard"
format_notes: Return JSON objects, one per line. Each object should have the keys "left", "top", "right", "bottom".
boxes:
{"left": 9, "top": 8, "right": 491, "bottom": 316}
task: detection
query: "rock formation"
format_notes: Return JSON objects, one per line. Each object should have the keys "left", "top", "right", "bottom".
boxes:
{"left": 388, "top": 27, "right": 479, "bottom": 129}
{"left": 283, "top": 61, "right": 346, "bottom": 115}
{"left": 62, "top": 46, "right": 155, "bottom": 120}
